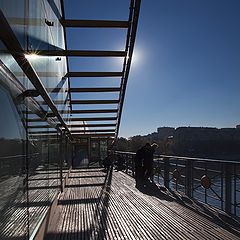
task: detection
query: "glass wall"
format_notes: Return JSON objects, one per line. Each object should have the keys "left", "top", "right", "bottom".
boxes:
{"left": 90, "top": 139, "right": 109, "bottom": 165}
{"left": 0, "top": 0, "right": 71, "bottom": 239}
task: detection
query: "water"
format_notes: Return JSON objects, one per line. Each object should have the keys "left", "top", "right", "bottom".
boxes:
{"left": 154, "top": 174, "right": 240, "bottom": 217}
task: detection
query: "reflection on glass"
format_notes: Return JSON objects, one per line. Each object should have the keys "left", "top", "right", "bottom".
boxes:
{"left": 0, "top": 86, "right": 27, "bottom": 239}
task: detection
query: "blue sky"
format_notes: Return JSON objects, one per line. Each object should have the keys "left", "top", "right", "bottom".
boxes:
{"left": 65, "top": 0, "right": 240, "bottom": 138}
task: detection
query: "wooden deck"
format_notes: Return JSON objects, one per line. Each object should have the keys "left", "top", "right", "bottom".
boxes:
{"left": 45, "top": 168, "right": 240, "bottom": 240}
{"left": 0, "top": 168, "right": 69, "bottom": 240}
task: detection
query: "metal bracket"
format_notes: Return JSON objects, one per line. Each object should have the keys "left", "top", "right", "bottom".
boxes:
{"left": 16, "top": 89, "right": 40, "bottom": 102}
{"left": 45, "top": 19, "right": 54, "bottom": 26}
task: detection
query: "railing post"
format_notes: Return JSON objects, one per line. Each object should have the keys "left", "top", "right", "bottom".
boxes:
{"left": 164, "top": 157, "right": 169, "bottom": 188}
{"left": 132, "top": 155, "right": 135, "bottom": 178}
{"left": 186, "top": 159, "right": 193, "bottom": 198}
{"left": 125, "top": 154, "right": 128, "bottom": 174}
{"left": 225, "top": 163, "right": 232, "bottom": 215}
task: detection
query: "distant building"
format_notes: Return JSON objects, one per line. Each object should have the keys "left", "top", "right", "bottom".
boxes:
{"left": 157, "top": 127, "right": 175, "bottom": 140}
{"left": 172, "top": 127, "right": 240, "bottom": 159}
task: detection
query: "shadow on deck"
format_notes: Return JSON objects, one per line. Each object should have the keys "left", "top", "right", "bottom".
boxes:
{"left": 45, "top": 168, "right": 240, "bottom": 240}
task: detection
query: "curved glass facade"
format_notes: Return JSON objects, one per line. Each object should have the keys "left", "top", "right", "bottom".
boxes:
{"left": 0, "top": 1, "right": 71, "bottom": 239}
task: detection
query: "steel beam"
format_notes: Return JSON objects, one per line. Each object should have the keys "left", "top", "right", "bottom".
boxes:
{"left": 69, "top": 88, "right": 120, "bottom": 93}
{"left": 0, "top": 10, "right": 71, "bottom": 136}
{"left": 26, "top": 118, "right": 45, "bottom": 122}
{"left": 62, "top": 109, "right": 118, "bottom": 114}
{"left": 39, "top": 99, "right": 69, "bottom": 105}
{"left": 28, "top": 125, "right": 50, "bottom": 128}
{"left": 65, "top": 72, "right": 123, "bottom": 78}
{"left": 72, "top": 133, "right": 115, "bottom": 137}
{"left": 29, "top": 131, "right": 58, "bottom": 134}
{"left": 116, "top": 0, "right": 141, "bottom": 139}
{"left": 70, "top": 100, "right": 120, "bottom": 104}
{"left": 65, "top": 117, "right": 117, "bottom": 121}
{"left": 27, "top": 50, "right": 126, "bottom": 57}
{"left": 40, "top": 99, "right": 119, "bottom": 105}
{"left": 69, "top": 124, "right": 116, "bottom": 128}
{"left": 60, "top": 19, "right": 129, "bottom": 28}
{"left": 70, "top": 129, "right": 115, "bottom": 133}
{"left": 46, "top": 109, "right": 118, "bottom": 117}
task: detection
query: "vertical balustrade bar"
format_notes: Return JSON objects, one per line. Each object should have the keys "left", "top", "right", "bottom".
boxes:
{"left": 158, "top": 160, "right": 160, "bottom": 184}
{"left": 205, "top": 161, "right": 207, "bottom": 203}
{"left": 234, "top": 164, "right": 237, "bottom": 215}
{"left": 125, "top": 154, "right": 128, "bottom": 174}
{"left": 225, "top": 162, "right": 232, "bottom": 215}
{"left": 164, "top": 157, "right": 170, "bottom": 188}
{"left": 132, "top": 155, "right": 135, "bottom": 178}
{"left": 59, "top": 132, "right": 63, "bottom": 192}
{"left": 221, "top": 163, "right": 224, "bottom": 210}
{"left": 186, "top": 159, "right": 193, "bottom": 198}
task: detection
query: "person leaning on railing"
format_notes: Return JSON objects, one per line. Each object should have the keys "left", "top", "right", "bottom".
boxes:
{"left": 134, "top": 143, "right": 156, "bottom": 188}
{"left": 143, "top": 143, "right": 158, "bottom": 184}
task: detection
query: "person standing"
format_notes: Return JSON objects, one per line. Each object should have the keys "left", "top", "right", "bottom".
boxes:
{"left": 134, "top": 143, "right": 151, "bottom": 188}
{"left": 143, "top": 143, "right": 158, "bottom": 184}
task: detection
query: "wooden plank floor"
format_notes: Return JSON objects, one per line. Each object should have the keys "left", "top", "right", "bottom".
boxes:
{"left": 0, "top": 168, "right": 68, "bottom": 240}
{"left": 46, "top": 168, "right": 240, "bottom": 240}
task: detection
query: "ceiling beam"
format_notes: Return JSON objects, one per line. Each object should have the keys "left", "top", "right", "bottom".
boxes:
{"left": 27, "top": 50, "right": 126, "bottom": 57}
{"left": 40, "top": 99, "right": 119, "bottom": 105}
{"left": 68, "top": 109, "right": 118, "bottom": 114}
{"left": 60, "top": 19, "right": 129, "bottom": 28}
{"left": 69, "top": 87, "right": 120, "bottom": 93}
{"left": 70, "top": 129, "right": 115, "bottom": 133}
{"left": 64, "top": 117, "right": 117, "bottom": 121}
{"left": 29, "top": 131, "right": 58, "bottom": 134}
{"left": 70, "top": 100, "right": 120, "bottom": 104}
{"left": 69, "top": 124, "right": 116, "bottom": 128}
{"left": 65, "top": 72, "right": 123, "bottom": 78}
{"left": 28, "top": 125, "right": 50, "bottom": 128}
{"left": 72, "top": 133, "right": 115, "bottom": 137}
{"left": 46, "top": 109, "right": 118, "bottom": 116}
{"left": 27, "top": 118, "right": 45, "bottom": 122}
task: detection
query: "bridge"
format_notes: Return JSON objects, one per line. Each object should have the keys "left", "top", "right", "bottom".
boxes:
{"left": 0, "top": 0, "right": 239, "bottom": 239}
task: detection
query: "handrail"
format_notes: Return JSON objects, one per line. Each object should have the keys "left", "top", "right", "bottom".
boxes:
{"left": 114, "top": 150, "right": 240, "bottom": 217}
{"left": 0, "top": 153, "right": 40, "bottom": 160}
{"left": 115, "top": 151, "right": 240, "bottom": 164}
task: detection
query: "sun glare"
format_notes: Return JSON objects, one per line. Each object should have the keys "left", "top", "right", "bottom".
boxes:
{"left": 131, "top": 49, "right": 140, "bottom": 65}
{"left": 24, "top": 53, "right": 39, "bottom": 60}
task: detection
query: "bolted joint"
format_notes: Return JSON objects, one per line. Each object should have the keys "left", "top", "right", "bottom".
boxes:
{"left": 45, "top": 19, "right": 54, "bottom": 26}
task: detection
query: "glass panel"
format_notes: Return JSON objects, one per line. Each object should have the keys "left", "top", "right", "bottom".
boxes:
{"left": 90, "top": 140, "right": 100, "bottom": 163}
{"left": 0, "top": 85, "right": 27, "bottom": 240}
{"left": 0, "top": 0, "right": 69, "bottom": 237}
{"left": 100, "top": 140, "right": 108, "bottom": 160}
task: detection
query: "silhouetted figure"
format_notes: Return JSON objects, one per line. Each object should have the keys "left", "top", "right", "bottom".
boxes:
{"left": 115, "top": 154, "right": 124, "bottom": 171}
{"left": 134, "top": 143, "right": 152, "bottom": 188}
{"left": 143, "top": 143, "right": 158, "bottom": 184}
{"left": 103, "top": 154, "right": 113, "bottom": 171}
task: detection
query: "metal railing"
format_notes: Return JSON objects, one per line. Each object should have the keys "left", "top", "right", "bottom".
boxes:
{"left": 114, "top": 151, "right": 240, "bottom": 217}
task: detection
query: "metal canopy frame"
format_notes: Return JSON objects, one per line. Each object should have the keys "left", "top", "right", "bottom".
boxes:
{"left": 0, "top": 0, "right": 141, "bottom": 140}
{"left": 0, "top": 9, "right": 71, "bottom": 137}
{"left": 58, "top": 0, "right": 141, "bottom": 140}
